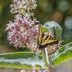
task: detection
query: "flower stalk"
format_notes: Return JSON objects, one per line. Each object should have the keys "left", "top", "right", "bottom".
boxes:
{"left": 42, "top": 48, "right": 54, "bottom": 72}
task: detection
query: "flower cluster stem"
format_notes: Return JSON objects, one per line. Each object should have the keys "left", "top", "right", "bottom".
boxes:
{"left": 42, "top": 48, "right": 54, "bottom": 72}
{"left": 42, "top": 48, "right": 50, "bottom": 66}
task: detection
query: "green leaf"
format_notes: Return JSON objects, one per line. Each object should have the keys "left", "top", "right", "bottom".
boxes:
{"left": 43, "top": 21, "right": 62, "bottom": 41}
{"left": 50, "top": 42, "right": 72, "bottom": 66}
{"left": 41, "top": 26, "right": 48, "bottom": 33}
{"left": 0, "top": 52, "right": 45, "bottom": 69}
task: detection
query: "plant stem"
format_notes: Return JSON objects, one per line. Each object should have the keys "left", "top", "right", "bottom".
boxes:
{"left": 45, "top": 48, "right": 50, "bottom": 65}
{"left": 42, "top": 48, "right": 50, "bottom": 66}
{"left": 42, "top": 48, "right": 54, "bottom": 72}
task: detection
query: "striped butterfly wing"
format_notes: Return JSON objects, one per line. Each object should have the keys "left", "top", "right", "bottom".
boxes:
{"left": 41, "top": 34, "right": 58, "bottom": 46}
{"left": 38, "top": 25, "right": 58, "bottom": 49}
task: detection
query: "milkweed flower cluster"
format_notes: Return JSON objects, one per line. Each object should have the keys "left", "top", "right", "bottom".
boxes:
{"left": 6, "top": 0, "right": 41, "bottom": 51}
{"left": 6, "top": 14, "right": 39, "bottom": 51}
{"left": 10, "top": 0, "right": 37, "bottom": 14}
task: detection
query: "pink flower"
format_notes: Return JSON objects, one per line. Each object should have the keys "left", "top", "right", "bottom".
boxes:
{"left": 6, "top": 15, "right": 39, "bottom": 51}
{"left": 10, "top": 0, "right": 37, "bottom": 14}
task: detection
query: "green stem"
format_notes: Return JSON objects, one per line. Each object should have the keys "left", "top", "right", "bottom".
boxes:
{"left": 42, "top": 48, "right": 50, "bottom": 66}
{"left": 42, "top": 48, "right": 54, "bottom": 72}
{"left": 42, "top": 50, "right": 47, "bottom": 66}
{"left": 45, "top": 48, "right": 50, "bottom": 64}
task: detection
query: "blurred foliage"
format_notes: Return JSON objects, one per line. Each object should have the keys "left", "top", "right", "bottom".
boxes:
{"left": 0, "top": 0, "right": 72, "bottom": 48}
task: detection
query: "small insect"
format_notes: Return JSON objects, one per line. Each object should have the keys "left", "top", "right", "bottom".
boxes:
{"left": 38, "top": 24, "right": 59, "bottom": 55}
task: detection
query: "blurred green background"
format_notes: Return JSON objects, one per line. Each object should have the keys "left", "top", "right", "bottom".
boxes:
{"left": 0, "top": 0, "right": 72, "bottom": 50}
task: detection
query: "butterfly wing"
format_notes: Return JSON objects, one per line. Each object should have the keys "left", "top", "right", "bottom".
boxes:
{"left": 38, "top": 25, "right": 58, "bottom": 49}
{"left": 38, "top": 24, "right": 43, "bottom": 45}
{"left": 41, "top": 35, "right": 58, "bottom": 46}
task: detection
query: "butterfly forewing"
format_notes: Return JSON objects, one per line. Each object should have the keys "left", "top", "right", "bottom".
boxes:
{"left": 41, "top": 35, "right": 58, "bottom": 46}
{"left": 38, "top": 24, "right": 43, "bottom": 44}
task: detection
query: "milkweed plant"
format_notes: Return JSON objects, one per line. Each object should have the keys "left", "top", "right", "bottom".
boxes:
{"left": 0, "top": 0, "right": 72, "bottom": 72}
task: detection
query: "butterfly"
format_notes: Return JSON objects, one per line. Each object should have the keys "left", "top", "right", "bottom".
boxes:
{"left": 38, "top": 24, "right": 59, "bottom": 55}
